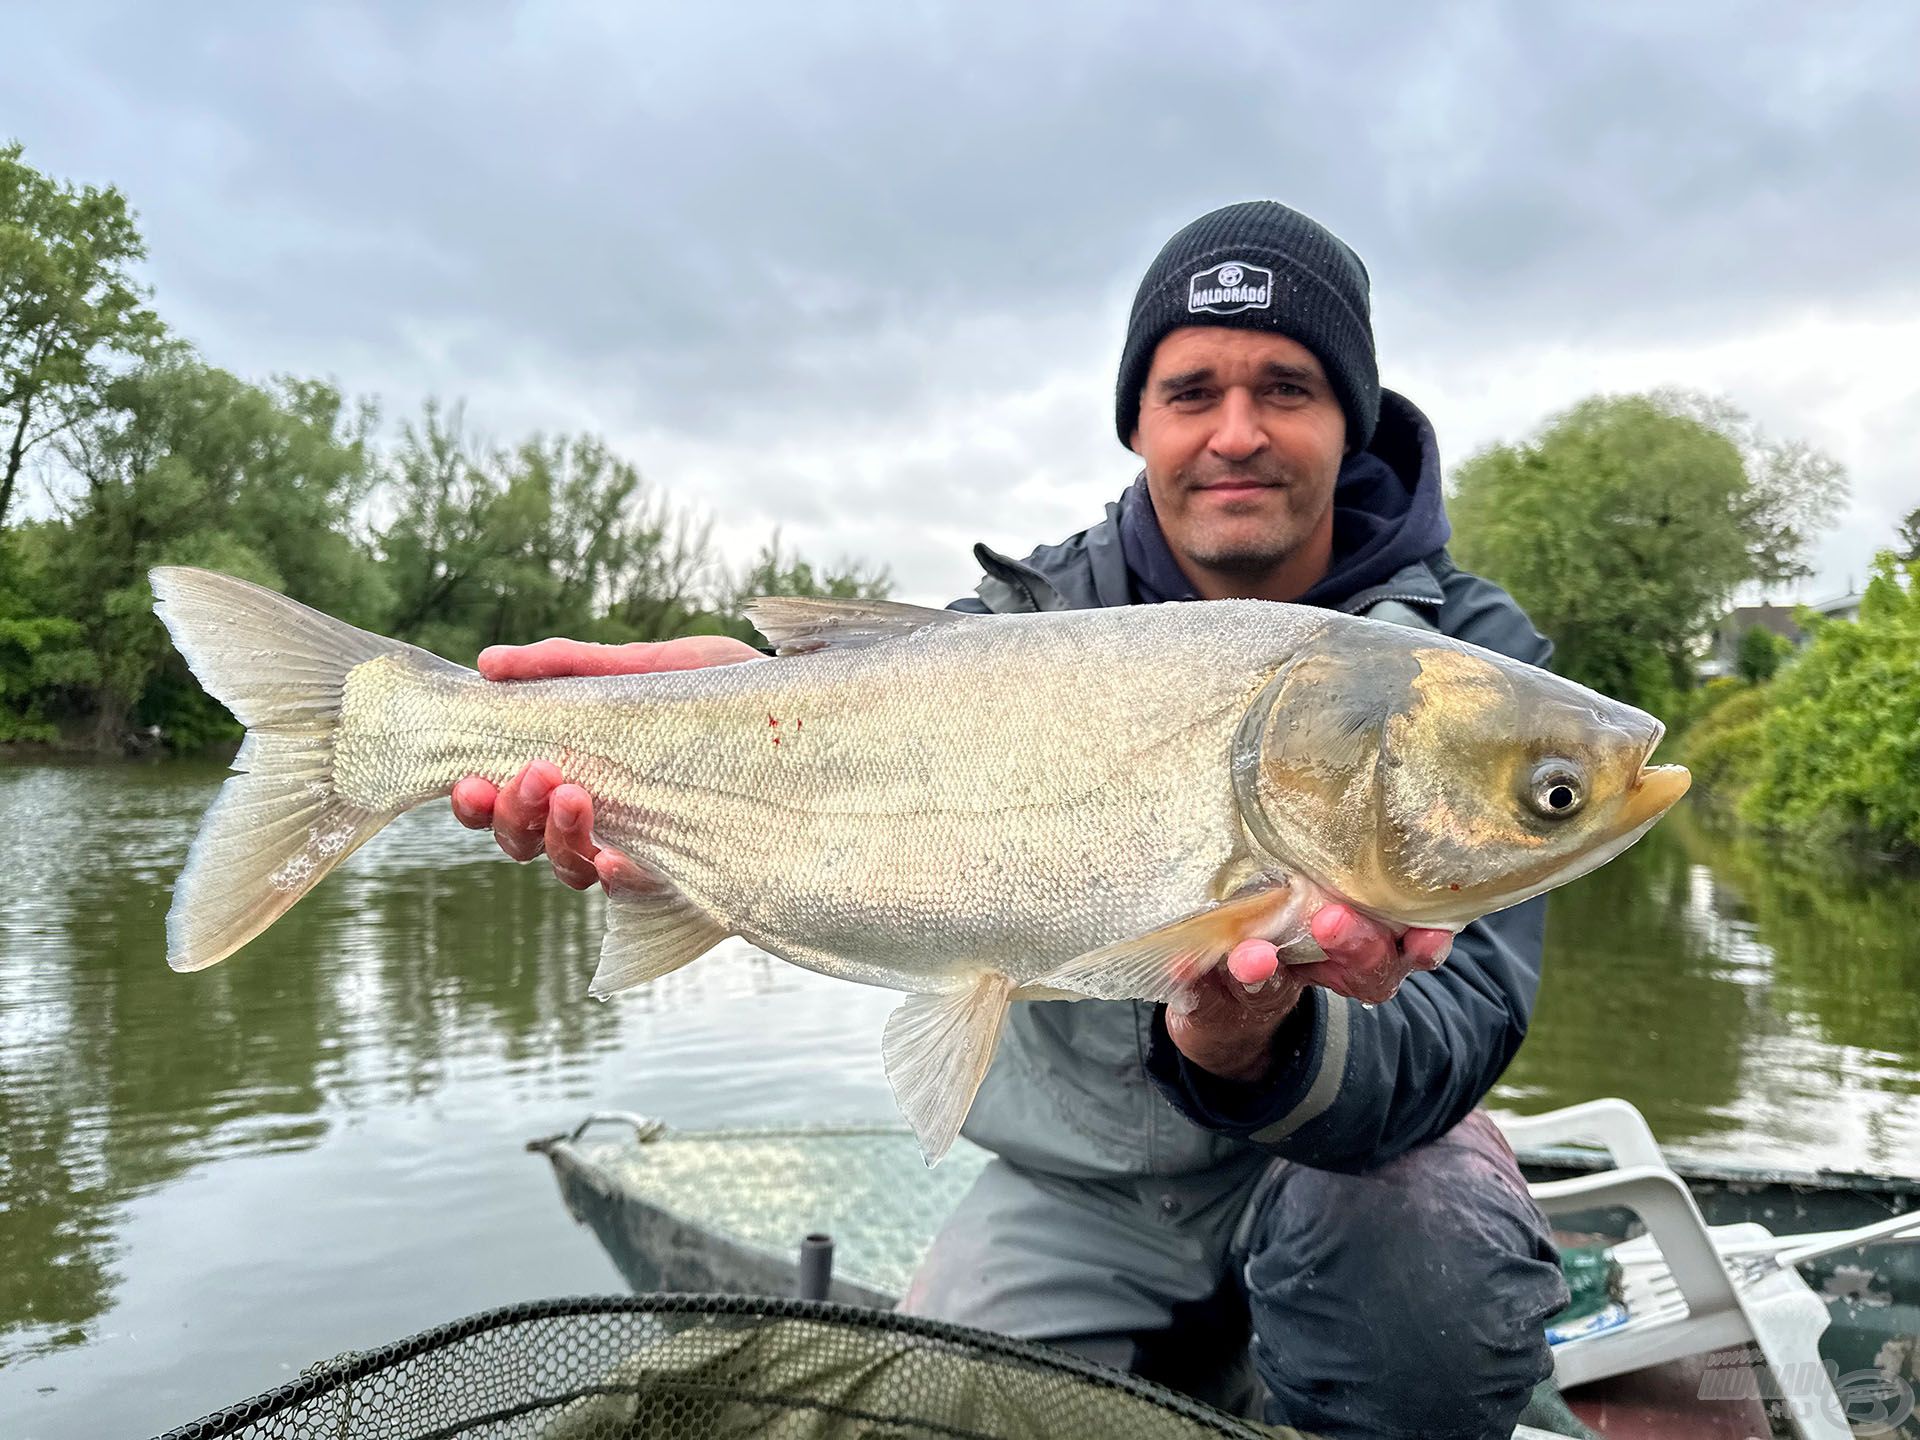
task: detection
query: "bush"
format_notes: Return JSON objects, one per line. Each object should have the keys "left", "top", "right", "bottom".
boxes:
{"left": 1739, "top": 555, "right": 1920, "bottom": 854}
{"left": 1735, "top": 624, "right": 1791, "bottom": 684}
{"left": 1679, "top": 680, "right": 1773, "bottom": 804}
{"left": 0, "top": 528, "right": 98, "bottom": 742}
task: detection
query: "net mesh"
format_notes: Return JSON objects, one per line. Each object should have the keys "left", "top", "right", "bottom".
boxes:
{"left": 153, "top": 1294, "right": 1294, "bottom": 1440}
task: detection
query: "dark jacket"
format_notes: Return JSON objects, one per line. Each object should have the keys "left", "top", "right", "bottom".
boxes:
{"left": 950, "top": 390, "right": 1554, "bottom": 1177}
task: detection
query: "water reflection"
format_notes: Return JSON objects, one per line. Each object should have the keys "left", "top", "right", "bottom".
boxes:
{"left": 0, "top": 759, "right": 625, "bottom": 1369}
{"left": 1500, "top": 808, "right": 1920, "bottom": 1170}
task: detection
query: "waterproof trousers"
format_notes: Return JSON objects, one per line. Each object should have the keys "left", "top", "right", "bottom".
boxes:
{"left": 900, "top": 1110, "right": 1570, "bottom": 1440}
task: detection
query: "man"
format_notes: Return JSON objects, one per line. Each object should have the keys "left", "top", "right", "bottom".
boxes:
{"left": 454, "top": 201, "right": 1570, "bottom": 1438}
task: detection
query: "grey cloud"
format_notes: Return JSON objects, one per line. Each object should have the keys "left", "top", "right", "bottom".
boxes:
{"left": 17, "top": 1, "right": 1916, "bottom": 425}
{"left": 6, "top": 0, "right": 1916, "bottom": 592}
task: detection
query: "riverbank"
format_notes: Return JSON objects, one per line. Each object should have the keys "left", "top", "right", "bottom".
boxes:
{"left": 1674, "top": 556, "right": 1920, "bottom": 860}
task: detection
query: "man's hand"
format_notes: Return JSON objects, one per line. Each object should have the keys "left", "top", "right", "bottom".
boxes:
{"left": 1166, "top": 910, "right": 1454, "bottom": 1085}
{"left": 451, "top": 635, "right": 760, "bottom": 890}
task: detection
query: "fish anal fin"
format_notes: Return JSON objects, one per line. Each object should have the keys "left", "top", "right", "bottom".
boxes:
{"left": 589, "top": 879, "right": 731, "bottom": 998}
{"left": 745, "top": 596, "right": 967, "bottom": 655}
{"left": 882, "top": 971, "right": 1014, "bottom": 1166}
{"left": 1036, "top": 884, "right": 1320, "bottom": 1003}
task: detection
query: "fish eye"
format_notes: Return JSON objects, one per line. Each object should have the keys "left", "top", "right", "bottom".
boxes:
{"left": 1527, "top": 760, "right": 1586, "bottom": 820}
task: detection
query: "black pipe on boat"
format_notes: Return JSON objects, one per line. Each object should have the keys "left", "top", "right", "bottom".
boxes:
{"left": 798, "top": 1233, "right": 834, "bottom": 1301}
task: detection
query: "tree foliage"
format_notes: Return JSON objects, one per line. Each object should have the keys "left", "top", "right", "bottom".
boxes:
{"left": 1898, "top": 504, "right": 1920, "bottom": 564}
{"left": 3, "top": 371, "right": 893, "bottom": 748}
{"left": 0, "top": 523, "right": 91, "bottom": 740}
{"left": 1648, "top": 389, "right": 1849, "bottom": 588}
{"left": 1451, "top": 395, "right": 1746, "bottom": 711}
{"left": 0, "top": 147, "right": 891, "bottom": 750}
{"left": 43, "top": 357, "right": 383, "bottom": 744}
{"left": 1734, "top": 624, "right": 1789, "bottom": 684}
{"left": 1740, "top": 555, "right": 1920, "bottom": 855}
{"left": 1449, "top": 392, "right": 1846, "bottom": 713}
{"left": 1677, "top": 678, "right": 1773, "bottom": 805}
{"left": 1, "top": 140, "right": 164, "bottom": 529}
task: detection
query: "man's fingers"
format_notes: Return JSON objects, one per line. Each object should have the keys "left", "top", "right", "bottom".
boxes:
{"left": 480, "top": 639, "right": 651, "bottom": 681}
{"left": 478, "top": 634, "right": 760, "bottom": 681}
{"left": 544, "top": 784, "right": 601, "bottom": 889}
{"left": 1311, "top": 903, "right": 1395, "bottom": 966}
{"left": 1299, "top": 904, "right": 1414, "bottom": 1003}
{"left": 1184, "top": 958, "right": 1302, "bottom": 1025}
{"left": 1288, "top": 959, "right": 1403, "bottom": 1005}
{"left": 451, "top": 776, "right": 497, "bottom": 830}
{"left": 492, "top": 760, "right": 561, "bottom": 861}
{"left": 1404, "top": 928, "right": 1455, "bottom": 970}
{"left": 1226, "top": 938, "right": 1280, "bottom": 989}
{"left": 595, "top": 847, "right": 668, "bottom": 899}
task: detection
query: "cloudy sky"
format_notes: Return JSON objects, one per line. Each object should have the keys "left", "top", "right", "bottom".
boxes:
{"left": 9, "top": 2, "right": 1917, "bottom": 605}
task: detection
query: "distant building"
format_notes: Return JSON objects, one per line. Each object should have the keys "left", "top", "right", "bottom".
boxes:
{"left": 1697, "top": 590, "right": 1863, "bottom": 680}
{"left": 1807, "top": 589, "right": 1863, "bottom": 624}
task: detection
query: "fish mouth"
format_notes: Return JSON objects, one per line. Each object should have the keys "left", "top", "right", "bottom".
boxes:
{"left": 1615, "top": 718, "right": 1689, "bottom": 829}
{"left": 1619, "top": 763, "right": 1692, "bottom": 829}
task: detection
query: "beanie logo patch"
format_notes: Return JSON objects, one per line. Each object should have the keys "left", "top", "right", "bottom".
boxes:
{"left": 1188, "top": 260, "right": 1273, "bottom": 316}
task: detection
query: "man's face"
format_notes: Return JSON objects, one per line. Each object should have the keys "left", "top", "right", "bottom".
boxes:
{"left": 1129, "top": 327, "right": 1346, "bottom": 597}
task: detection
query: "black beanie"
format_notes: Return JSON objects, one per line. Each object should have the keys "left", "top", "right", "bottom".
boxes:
{"left": 1115, "top": 200, "right": 1379, "bottom": 451}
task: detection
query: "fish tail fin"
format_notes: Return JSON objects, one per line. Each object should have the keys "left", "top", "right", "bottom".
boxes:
{"left": 150, "top": 567, "right": 428, "bottom": 972}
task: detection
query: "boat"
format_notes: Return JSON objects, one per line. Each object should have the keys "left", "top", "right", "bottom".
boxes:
{"left": 529, "top": 1113, "right": 1920, "bottom": 1439}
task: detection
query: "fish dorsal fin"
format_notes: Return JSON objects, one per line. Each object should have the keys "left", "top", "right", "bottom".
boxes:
{"left": 882, "top": 970, "right": 1014, "bottom": 1165}
{"left": 745, "top": 596, "right": 967, "bottom": 655}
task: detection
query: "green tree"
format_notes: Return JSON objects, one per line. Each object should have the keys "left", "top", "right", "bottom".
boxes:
{"left": 1651, "top": 389, "right": 1849, "bottom": 587}
{"left": 47, "top": 356, "right": 381, "bottom": 743}
{"left": 1734, "top": 624, "right": 1789, "bottom": 684}
{"left": 1449, "top": 393, "right": 1845, "bottom": 712}
{"left": 1452, "top": 396, "right": 1747, "bottom": 710}
{"left": 0, "top": 522, "right": 92, "bottom": 740}
{"left": 1678, "top": 679, "right": 1772, "bottom": 804}
{"left": 1, "top": 142, "right": 164, "bottom": 529}
{"left": 703, "top": 534, "right": 894, "bottom": 645}
{"left": 375, "top": 404, "right": 722, "bottom": 656}
{"left": 1897, "top": 504, "right": 1920, "bottom": 563}
{"left": 377, "top": 402, "right": 508, "bottom": 654}
{"left": 598, "top": 499, "right": 717, "bottom": 644}
{"left": 1740, "top": 553, "right": 1920, "bottom": 855}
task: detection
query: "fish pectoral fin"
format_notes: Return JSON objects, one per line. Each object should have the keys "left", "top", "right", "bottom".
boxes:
{"left": 882, "top": 971, "right": 1014, "bottom": 1167}
{"left": 1035, "top": 885, "right": 1317, "bottom": 1003}
{"left": 588, "top": 881, "right": 731, "bottom": 998}
{"left": 744, "top": 595, "right": 968, "bottom": 655}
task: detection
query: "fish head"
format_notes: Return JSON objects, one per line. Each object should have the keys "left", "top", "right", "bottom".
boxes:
{"left": 1234, "top": 625, "right": 1690, "bottom": 930}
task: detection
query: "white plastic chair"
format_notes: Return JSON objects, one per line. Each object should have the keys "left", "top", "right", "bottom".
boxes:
{"left": 1498, "top": 1099, "right": 1858, "bottom": 1440}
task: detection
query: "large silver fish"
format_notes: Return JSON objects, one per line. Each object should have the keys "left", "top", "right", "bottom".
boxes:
{"left": 151, "top": 567, "right": 1689, "bottom": 1161}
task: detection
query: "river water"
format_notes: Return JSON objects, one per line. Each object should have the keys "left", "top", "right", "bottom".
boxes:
{"left": 3, "top": 756, "right": 1917, "bottom": 1436}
